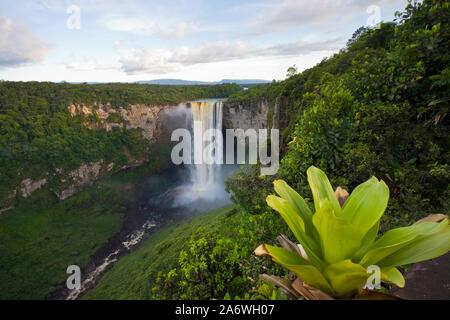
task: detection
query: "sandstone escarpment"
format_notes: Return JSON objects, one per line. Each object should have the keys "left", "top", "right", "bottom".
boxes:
{"left": 7, "top": 157, "right": 146, "bottom": 204}
{"left": 0, "top": 102, "right": 175, "bottom": 211}
{"left": 20, "top": 178, "right": 48, "bottom": 197}
{"left": 68, "top": 103, "right": 165, "bottom": 141}
{"left": 56, "top": 160, "right": 105, "bottom": 200}
{"left": 223, "top": 99, "right": 276, "bottom": 131}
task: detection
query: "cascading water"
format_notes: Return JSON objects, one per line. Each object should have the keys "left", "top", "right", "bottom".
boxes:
{"left": 190, "top": 100, "right": 223, "bottom": 189}
{"left": 150, "top": 99, "right": 234, "bottom": 210}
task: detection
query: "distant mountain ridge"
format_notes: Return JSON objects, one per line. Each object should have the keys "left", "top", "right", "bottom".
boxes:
{"left": 134, "top": 79, "right": 271, "bottom": 85}
{"left": 63, "top": 79, "right": 271, "bottom": 85}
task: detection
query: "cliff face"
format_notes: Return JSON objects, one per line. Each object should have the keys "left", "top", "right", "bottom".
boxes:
{"left": 45, "top": 103, "right": 173, "bottom": 200}
{"left": 68, "top": 103, "right": 164, "bottom": 141}
{"left": 1, "top": 99, "right": 274, "bottom": 212}
{"left": 55, "top": 160, "right": 105, "bottom": 200}
{"left": 223, "top": 99, "right": 276, "bottom": 131}
{"left": 19, "top": 178, "right": 47, "bottom": 198}
{"left": 9, "top": 157, "right": 147, "bottom": 205}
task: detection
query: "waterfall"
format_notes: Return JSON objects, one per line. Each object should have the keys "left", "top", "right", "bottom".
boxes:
{"left": 160, "top": 99, "right": 232, "bottom": 209}
{"left": 190, "top": 100, "right": 223, "bottom": 189}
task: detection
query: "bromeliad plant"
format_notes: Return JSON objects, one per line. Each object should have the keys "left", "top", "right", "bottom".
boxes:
{"left": 255, "top": 166, "right": 450, "bottom": 299}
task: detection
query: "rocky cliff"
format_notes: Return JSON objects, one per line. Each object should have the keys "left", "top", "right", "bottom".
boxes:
{"left": 223, "top": 99, "right": 276, "bottom": 131}
{"left": 1, "top": 99, "right": 274, "bottom": 212}
{"left": 0, "top": 102, "right": 175, "bottom": 212}
{"left": 68, "top": 103, "right": 164, "bottom": 141}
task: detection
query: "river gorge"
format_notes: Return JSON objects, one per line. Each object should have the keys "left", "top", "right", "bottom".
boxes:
{"left": 40, "top": 98, "right": 272, "bottom": 299}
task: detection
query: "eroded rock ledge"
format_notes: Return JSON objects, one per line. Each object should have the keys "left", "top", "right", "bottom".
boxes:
{"left": 223, "top": 99, "right": 277, "bottom": 131}
{"left": 68, "top": 103, "right": 164, "bottom": 141}
{"left": 1, "top": 103, "right": 167, "bottom": 211}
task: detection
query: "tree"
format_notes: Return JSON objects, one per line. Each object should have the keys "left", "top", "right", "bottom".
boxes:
{"left": 346, "top": 26, "right": 367, "bottom": 47}
{"left": 286, "top": 65, "right": 298, "bottom": 79}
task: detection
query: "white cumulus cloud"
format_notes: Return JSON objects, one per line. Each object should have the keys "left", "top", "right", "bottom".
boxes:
{"left": 119, "top": 38, "right": 341, "bottom": 75}
{"left": 252, "top": 0, "right": 406, "bottom": 34}
{"left": 0, "top": 13, "right": 51, "bottom": 68}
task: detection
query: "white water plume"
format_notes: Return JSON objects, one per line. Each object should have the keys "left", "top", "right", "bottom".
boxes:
{"left": 171, "top": 100, "right": 232, "bottom": 208}
{"left": 190, "top": 100, "right": 223, "bottom": 187}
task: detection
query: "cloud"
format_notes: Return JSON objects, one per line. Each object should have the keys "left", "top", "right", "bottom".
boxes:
{"left": 119, "top": 38, "right": 341, "bottom": 75}
{"left": 102, "top": 16, "right": 151, "bottom": 33}
{"left": 65, "top": 55, "right": 119, "bottom": 71}
{"left": 156, "top": 22, "right": 199, "bottom": 40}
{"left": 101, "top": 15, "right": 198, "bottom": 40}
{"left": 170, "top": 41, "right": 254, "bottom": 65}
{"left": 265, "top": 38, "right": 342, "bottom": 55}
{"left": 0, "top": 13, "right": 51, "bottom": 68}
{"left": 119, "top": 48, "right": 182, "bottom": 74}
{"left": 251, "top": 0, "right": 406, "bottom": 34}
{"left": 37, "top": 0, "right": 128, "bottom": 13}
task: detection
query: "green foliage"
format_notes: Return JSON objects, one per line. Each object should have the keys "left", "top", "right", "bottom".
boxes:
{"left": 153, "top": 228, "right": 246, "bottom": 299}
{"left": 153, "top": 207, "right": 291, "bottom": 300}
{"left": 286, "top": 65, "right": 298, "bottom": 79}
{"left": 261, "top": 166, "right": 450, "bottom": 298}
{"left": 226, "top": 0, "right": 450, "bottom": 229}
{"left": 0, "top": 184, "right": 124, "bottom": 299}
{"left": 225, "top": 165, "right": 274, "bottom": 215}
{"left": 234, "top": 279, "right": 287, "bottom": 300}
{"left": 251, "top": 281, "right": 287, "bottom": 300}
{"left": 83, "top": 206, "right": 236, "bottom": 300}
{"left": 85, "top": 205, "right": 292, "bottom": 300}
{"left": 106, "top": 112, "right": 124, "bottom": 124}
{"left": 0, "top": 144, "right": 173, "bottom": 300}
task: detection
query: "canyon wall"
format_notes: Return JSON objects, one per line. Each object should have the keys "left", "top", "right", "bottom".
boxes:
{"left": 68, "top": 103, "right": 164, "bottom": 141}
{"left": 1, "top": 103, "right": 174, "bottom": 211}
{"left": 1, "top": 99, "right": 274, "bottom": 212}
{"left": 223, "top": 99, "right": 276, "bottom": 131}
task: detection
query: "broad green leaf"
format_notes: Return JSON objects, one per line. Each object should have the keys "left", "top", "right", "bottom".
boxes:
{"left": 265, "top": 244, "right": 310, "bottom": 265}
{"left": 342, "top": 177, "right": 389, "bottom": 238}
{"left": 274, "top": 180, "right": 312, "bottom": 220}
{"left": 377, "top": 224, "right": 450, "bottom": 268}
{"left": 324, "top": 260, "right": 368, "bottom": 298}
{"left": 351, "top": 220, "right": 380, "bottom": 262}
{"left": 382, "top": 267, "right": 405, "bottom": 288}
{"left": 273, "top": 180, "right": 319, "bottom": 241}
{"left": 267, "top": 195, "right": 325, "bottom": 269}
{"left": 312, "top": 200, "right": 361, "bottom": 264}
{"left": 267, "top": 195, "right": 305, "bottom": 233}
{"left": 307, "top": 166, "right": 342, "bottom": 216}
{"left": 360, "top": 219, "right": 449, "bottom": 267}
{"left": 266, "top": 245, "right": 333, "bottom": 295}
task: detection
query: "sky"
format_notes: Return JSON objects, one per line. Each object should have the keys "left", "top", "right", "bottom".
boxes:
{"left": 0, "top": 0, "right": 408, "bottom": 83}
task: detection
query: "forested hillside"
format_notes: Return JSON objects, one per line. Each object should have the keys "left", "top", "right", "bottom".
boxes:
{"left": 143, "top": 0, "right": 449, "bottom": 299}
{"left": 0, "top": 82, "right": 240, "bottom": 204}
{"left": 228, "top": 0, "right": 449, "bottom": 230}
